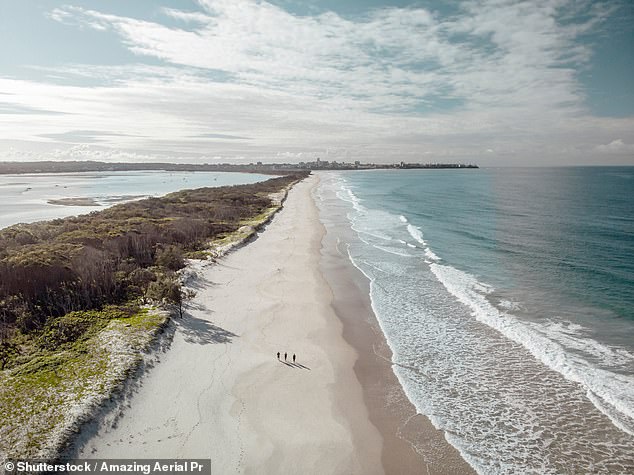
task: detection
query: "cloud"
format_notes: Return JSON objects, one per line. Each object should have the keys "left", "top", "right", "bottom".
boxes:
{"left": 37, "top": 130, "right": 134, "bottom": 143}
{"left": 595, "top": 139, "right": 634, "bottom": 154}
{"left": 0, "top": 102, "right": 68, "bottom": 115}
{"left": 49, "top": 0, "right": 602, "bottom": 115}
{"left": 161, "top": 8, "right": 213, "bottom": 24}
{"left": 191, "top": 133, "right": 250, "bottom": 140}
{"left": 1, "top": 0, "right": 631, "bottom": 165}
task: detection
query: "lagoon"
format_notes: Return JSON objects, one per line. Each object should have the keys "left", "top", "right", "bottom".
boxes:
{"left": 0, "top": 170, "right": 271, "bottom": 230}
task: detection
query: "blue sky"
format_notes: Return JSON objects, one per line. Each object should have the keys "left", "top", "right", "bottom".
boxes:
{"left": 0, "top": 0, "right": 632, "bottom": 165}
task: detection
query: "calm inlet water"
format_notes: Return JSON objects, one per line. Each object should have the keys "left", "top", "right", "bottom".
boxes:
{"left": 317, "top": 167, "right": 634, "bottom": 474}
{"left": 0, "top": 170, "right": 270, "bottom": 229}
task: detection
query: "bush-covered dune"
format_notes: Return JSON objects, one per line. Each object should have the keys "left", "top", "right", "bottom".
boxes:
{"left": 0, "top": 172, "right": 306, "bottom": 460}
{"left": 0, "top": 173, "right": 305, "bottom": 345}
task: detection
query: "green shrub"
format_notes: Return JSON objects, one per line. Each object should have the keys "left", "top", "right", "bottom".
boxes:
{"left": 155, "top": 245, "right": 185, "bottom": 271}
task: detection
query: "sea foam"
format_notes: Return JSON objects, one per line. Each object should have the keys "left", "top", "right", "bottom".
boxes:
{"left": 325, "top": 173, "right": 634, "bottom": 473}
{"left": 429, "top": 261, "right": 634, "bottom": 436}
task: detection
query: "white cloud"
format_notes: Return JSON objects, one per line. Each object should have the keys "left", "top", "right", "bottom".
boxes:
{"left": 595, "top": 139, "right": 634, "bottom": 154}
{"left": 161, "top": 8, "right": 212, "bottom": 24}
{"left": 1, "top": 0, "right": 632, "bottom": 165}
{"left": 49, "top": 0, "right": 595, "bottom": 114}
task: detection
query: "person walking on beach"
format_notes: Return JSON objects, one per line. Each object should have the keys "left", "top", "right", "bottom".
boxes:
{"left": 284, "top": 352, "right": 288, "bottom": 361}
{"left": 293, "top": 354, "right": 296, "bottom": 363}
{"left": 277, "top": 351, "right": 280, "bottom": 360}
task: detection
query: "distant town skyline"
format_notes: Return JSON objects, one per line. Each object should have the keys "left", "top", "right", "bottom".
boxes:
{"left": 1, "top": 0, "right": 633, "bottom": 166}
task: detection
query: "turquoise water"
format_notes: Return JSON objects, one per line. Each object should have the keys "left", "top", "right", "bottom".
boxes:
{"left": 0, "top": 170, "right": 271, "bottom": 229}
{"left": 318, "top": 168, "right": 634, "bottom": 474}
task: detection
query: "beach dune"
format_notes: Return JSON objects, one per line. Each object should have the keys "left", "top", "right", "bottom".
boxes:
{"left": 74, "top": 176, "right": 384, "bottom": 473}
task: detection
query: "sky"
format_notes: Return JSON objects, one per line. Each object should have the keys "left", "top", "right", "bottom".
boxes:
{"left": 0, "top": 0, "right": 633, "bottom": 166}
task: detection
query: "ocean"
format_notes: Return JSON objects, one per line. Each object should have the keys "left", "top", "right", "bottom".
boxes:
{"left": 317, "top": 167, "right": 634, "bottom": 474}
{"left": 0, "top": 170, "right": 271, "bottom": 230}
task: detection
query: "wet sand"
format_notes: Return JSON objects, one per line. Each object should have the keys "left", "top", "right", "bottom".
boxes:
{"left": 70, "top": 173, "right": 474, "bottom": 473}
{"left": 71, "top": 175, "right": 383, "bottom": 473}
{"left": 316, "top": 171, "right": 475, "bottom": 474}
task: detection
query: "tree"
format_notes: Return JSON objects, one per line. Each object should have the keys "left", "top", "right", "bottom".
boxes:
{"left": 155, "top": 245, "right": 185, "bottom": 271}
{"left": 128, "top": 267, "right": 157, "bottom": 303}
{"left": 0, "top": 340, "right": 18, "bottom": 370}
{"left": 166, "top": 285, "right": 196, "bottom": 318}
{"left": 0, "top": 307, "right": 18, "bottom": 369}
{"left": 147, "top": 276, "right": 196, "bottom": 318}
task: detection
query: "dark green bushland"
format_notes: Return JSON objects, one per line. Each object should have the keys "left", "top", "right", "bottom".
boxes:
{"left": 0, "top": 173, "right": 305, "bottom": 367}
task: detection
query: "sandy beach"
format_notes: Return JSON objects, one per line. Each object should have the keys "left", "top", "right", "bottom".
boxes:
{"left": 71, "top": 175, "right": 381, "bottom": 473}
{"left": 69, "top": 174, "right": 473, "bottom": 473}
{"left": 316, "top": 172, "right": 475, "bottom": 475}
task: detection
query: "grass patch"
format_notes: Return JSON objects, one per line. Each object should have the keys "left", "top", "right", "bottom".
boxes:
{"left": 206, "top": 188, "right": 291, "bottom": 257}
{"left": 0, "top": 175, "right": 303, "bottom": 462}
{"left": 0, "top": 305, "right": 167, "bottom": 461}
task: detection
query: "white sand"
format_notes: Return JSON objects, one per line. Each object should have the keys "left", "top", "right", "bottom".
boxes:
{"left": 77, "top": 175, "right": 384, "bottom": 474}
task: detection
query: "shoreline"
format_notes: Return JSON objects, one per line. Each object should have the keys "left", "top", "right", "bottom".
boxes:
{"left": 315, "top": 171, "right": 476, "bottom": 474}
{"left": 66, "top": 175, "right": 384, "bottom": 473}
{"left": 0, "top": 170, "right": 273, "bottom": 231}
{"left": 61, "top": 172, "right": 474, "bottom": 472}
{"left": 0, "top": 175, "right": 301, "bottom": 463}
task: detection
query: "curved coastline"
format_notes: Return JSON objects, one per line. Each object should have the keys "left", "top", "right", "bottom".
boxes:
{"left": 314, "top": 171, "right": 475, "bottom": 474}
{"left": 0, "top": 173, "right": 303, "bottom": 463}
{"left": 5, "top": 170, "right": 477, "bottom": 470}
{"left": 62, "top": 175, "right": 384, "bottom": 473}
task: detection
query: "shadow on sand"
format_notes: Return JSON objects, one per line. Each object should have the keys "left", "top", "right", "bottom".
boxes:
{"left": 185, "top": 275, "right": 223, "bottom": 291}
{"left": 186, "top": 300, "right": 211, "bottom": 312}
{"left": 176, "top": 312, "right": 237, "bottom": 345}
{"left": 279, "top": 360, "right": 311, "bottom": 370}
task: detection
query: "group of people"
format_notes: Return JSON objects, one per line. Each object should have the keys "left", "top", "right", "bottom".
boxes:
{"left": 277, "top": 351, "right": 296, "bottom": 363}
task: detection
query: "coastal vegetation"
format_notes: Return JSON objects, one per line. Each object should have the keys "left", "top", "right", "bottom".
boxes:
{"left": 0, "top": 159, "right": 478, "bottom": 175}
{"left": 0, "top": 172, "right": 306, "bottom": 459}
